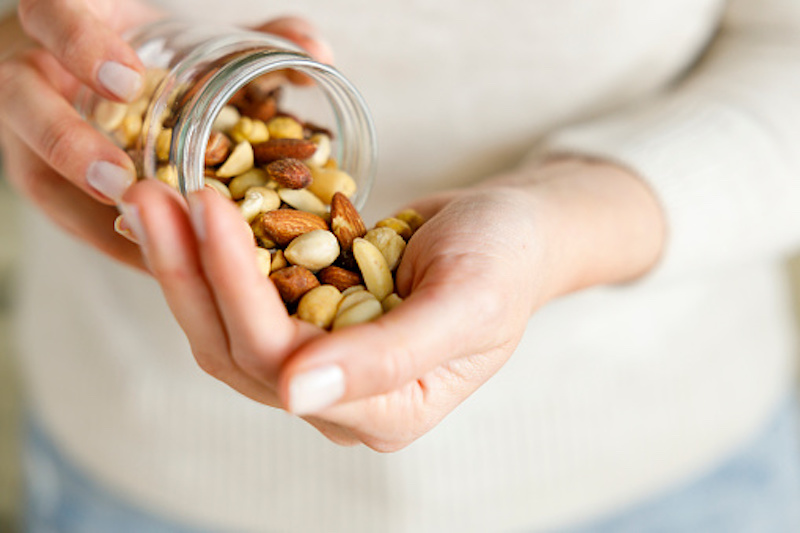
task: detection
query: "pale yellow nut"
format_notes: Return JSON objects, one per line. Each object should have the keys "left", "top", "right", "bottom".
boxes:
{"left": 340, "top": 285, "right": 366, "bottom": 297}
{"left": 212, "top": 105, "right": 241, "bottom": 133}
{"left": 156, "top": 165, "right": 179, "bottom": 189}
{"left": 230, "top": 117, "right": 269, "bottom": 144}
{"left": 128, "top": 97, "right": 149, "bottom": 117}
{"left": 271, "top": 249, "right": 287, "bottom": 270}
{"left": 381, "top": 293, "right": 403, "bottom": 313}
{"left": 228, "top": 168, "right": 269, "bottom": 199}
{"left": 375, "top": 217, "right": 413, "bottom": 241}
{"left": 364, "top": 227, "right": 406, "bottom": 271}
{"left": 216, "top": 141, "right": 254, "bottom": 178}
{"left": 266, "top": 116, "right": 304, "bottom": 139}
{"left": 323, "top": 158, "right": 339, "bottom": 170}
{"left": 278, "top": 188, "right": 328, "bottom": 217}
{"left": 284, "top": 229, "right": 340, "bottom": 272}
{"left": 113, "top": 113, "right": 143, "bottom": 149}
{"left": 156, "top": 128, "right": 172, "bottom": 162}
{"left": 297, "top": 285, "right": 343, "bottom": 329}
{"left": 204, "top": 178, "right": 232, "bottom": 199}
{"left": 94, "top": 99, "right": 128, "bottom": 131}
{"left": 336, "top": 289, "right": 377, "bottom": 317}
{"left": 144, "top": 67, "right": 168, "bottom": 95}
{"left": 239, "top": 187, "right": 280, "bottom": 223}
{"left": 394, "top": 208, "right": 425, "bottom": 233}
{"left": 307, "top": 167, "right": 357, "bottom": 205}
{"left": 255, "top": 247, "right": 272, "bottom": 277}
{"left": 353, "top": 238, "right": 394, "bottom": 301}
{"left": 332, "top": 298, "right": 383, "bottom": 330}
{"left": 304, "top": 133, "right": 331, "bottom": 168}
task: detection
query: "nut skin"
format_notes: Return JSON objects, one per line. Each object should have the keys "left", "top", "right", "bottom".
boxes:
{"left": 254, "top": 209, "right": 328, "bottom": 247}
{"left": 253, "top": 138, "right": 317, "bottom": 165}
{"left": 205, "top": 131, "right": 232, "bottom": 166}
{"left": 317, "top": 266, "right": 362, "bottom": 292}
{"left": 240, "top": 95, "right": 278, "bottom": 123}
{"left": 266, "top": 158, "right": 312, "bottom": 189}
{"left": 330, "top": 192, "right": 366, "bottom": 251}
{"left": 270, "top": 265, "right": 320, "bottom": 305}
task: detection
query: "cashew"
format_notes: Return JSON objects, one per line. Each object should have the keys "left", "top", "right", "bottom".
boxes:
{"left": 307, "top": 167, "right": 357, "bottom": 205}
{"left": 352, "top": 238, "right": 394, "bottom": 301}
{"left": 332, "top": 298, "right": 383, "bottom": 330}
{"left": 239, "top": 187, "right": 280, "bottom": 222}
{"left": 94, "top": 99, "right": 128, "bottom": 131}
{"left": 204, "top": 178, "right": 232, "bottom": 199}
{"left": 284, "top": 230, "right": 340, "bottom": 272}
{"left": 114, "top": 113, "right": 143, "bottom": 149}
{"left": 255, "top": 247, "right": 272, "bottom": 277}
{"left": 212, "top": 105, "right": 241, "bottom": 133}
{"left": 297, "top": 285, "right": 343, "bottom": 329}
{"left": 278, "top": 188, "right": 328, "bottom": 217}
{"left": 156, "top": 128, "right": 172, "bottom": 162}
{"left": 304, "top": 133, "right": 331, "bottom": 167}
{"left": 364, "top": 227, "right": 406, "bottom": 271}
{"left": 230, "top": 117, "right": 269, "bottom": 144}
{"left": 228, "top": 168, "right": 268, "bottom": 199}
{"left": 216, "top": 141, "right": 254, "bottom": 178}
{"left": 266, "top": 116, "right": 304, "bottom": 139}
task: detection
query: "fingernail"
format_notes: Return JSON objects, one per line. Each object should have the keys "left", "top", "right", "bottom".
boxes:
{"left": 118, "top": 203, "right": 145, "bottom": 245}
{"left": 97, "top": 61, "right": 143, "bottom": 102}
{"left": 86, "top": 161, "right": 135, "bottom": 203}
{"left": 288, "top": 365, "right": 345, "bottom": 415}
{"left": 188, "top": 193, "right": 206, "bottom": 241}
{"left": 113, "top": 214, "right": 138, "bottom": 243}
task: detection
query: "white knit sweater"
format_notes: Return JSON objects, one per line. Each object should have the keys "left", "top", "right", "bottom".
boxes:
{"left": 12, "top": 0, "right": 800, "bottom": 531}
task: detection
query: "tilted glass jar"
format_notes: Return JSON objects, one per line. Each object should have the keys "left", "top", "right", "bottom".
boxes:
{"left": 75, "top": 19, "right": 377, "bottom": 209}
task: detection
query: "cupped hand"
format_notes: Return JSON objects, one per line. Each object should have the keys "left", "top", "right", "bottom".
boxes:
{"left": 120, "top": 176, "right": 554, "bottom": 451}
{"left": 0, "top": 1, "right": 333, "bottom": 271}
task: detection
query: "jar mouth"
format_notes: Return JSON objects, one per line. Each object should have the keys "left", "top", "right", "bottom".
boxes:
{"left": 161, "top": 50, "right": 377, "bottom": 211}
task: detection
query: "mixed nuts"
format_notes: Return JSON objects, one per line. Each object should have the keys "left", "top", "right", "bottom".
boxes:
{"left": 95, "top": 72, "right": 424, "bottom": 330}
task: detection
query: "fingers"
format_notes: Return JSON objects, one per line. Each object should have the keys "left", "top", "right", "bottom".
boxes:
{"left": 278, "top": 279, "right": 496, "bottom": 415}
{"left": 0, "top": 130, "right": 145, "bottom": 270}
{"left": 17, "top": 0, "right": 149, "bottom": 102}
{"left": 255, "top": 16, "right": 334, "bottom": 85}
{"left": 0, "top": 50, "right": 136, "bottom": 204}
{"left": 186, "top": 188, "right": 319, "bottom": 382}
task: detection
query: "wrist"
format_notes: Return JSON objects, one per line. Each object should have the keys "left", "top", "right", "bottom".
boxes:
{"left": 490, "top": 156, "right": 666, "bottom": 301}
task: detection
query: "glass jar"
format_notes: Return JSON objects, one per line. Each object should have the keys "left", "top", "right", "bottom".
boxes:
{"left": 75, "top": 19, "right": 377, "bottom": 209}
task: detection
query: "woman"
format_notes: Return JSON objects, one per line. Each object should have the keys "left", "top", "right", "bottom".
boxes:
{"left": 1, "top": 0, "right": 799, "bottom": 531}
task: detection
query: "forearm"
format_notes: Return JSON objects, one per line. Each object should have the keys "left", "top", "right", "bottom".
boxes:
{"left": 486, "top": 157, "right": 666, "bottom": 302}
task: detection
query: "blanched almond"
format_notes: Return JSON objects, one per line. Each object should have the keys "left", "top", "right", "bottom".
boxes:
{"left": 284, "top": 229, "right": 340, "bottom": 272}
{"left": 352, "top": 238, "right": 393, "bottom": 301}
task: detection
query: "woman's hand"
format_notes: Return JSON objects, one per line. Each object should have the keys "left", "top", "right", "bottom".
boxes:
{"left": 120, "top": 157, "right": 665, "bottom": 450}
{"left": 0, "top": 0, "right": 332, "bottom": 271}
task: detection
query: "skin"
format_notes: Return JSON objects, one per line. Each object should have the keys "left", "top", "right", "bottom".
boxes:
{"left": 0, "top": 0, "right": 666, "bottom": 451}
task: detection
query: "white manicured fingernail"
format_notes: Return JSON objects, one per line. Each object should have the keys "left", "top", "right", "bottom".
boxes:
{"left": 118, "top": 203, "right": 145, "bottom": 245}
{"left": 86, "top": 161, "right": 135, "bottom": 202}
{"left": 98, "top": 61, "right": 143, "bottom": 101}
{"left": 289, "top": 365, "right": 345, "bottom": 415}
{"left": 188, "top": 194, "right": 206, "bottom": 241}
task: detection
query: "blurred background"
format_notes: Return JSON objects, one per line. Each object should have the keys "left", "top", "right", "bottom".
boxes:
{"left": 2, "top": 171, "right": 800, "bottom": 531}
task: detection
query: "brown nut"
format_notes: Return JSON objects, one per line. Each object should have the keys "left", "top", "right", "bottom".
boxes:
{"left": 330, "top": 192, "right": 366, "bottom": 251}
{"left": 254, "top": 209, "right": 328, "bottom": 247}
{"left": 284, "top": 229, "right": 340, "bottom": 272}
{"left": 205, "top": 131, "right": 232, "bottom": 166}
{"left": 375, "top": 217, "right": 413, "bottom": 241}
{"left": 317, "top": 266, "right": 362, "bottom": 292}
{"left": 297, "top": 285, "right": 343, "bottom": 329}
{"left": 253, "top": 138, "right": 317, "bottom": 165}
{"left": 364, "top": 227, "right": 406, "bottom": 271}
{"left": 270, "top": 265, "right": 320, "bottom": 305}
{"left": 266, "top": 158, "right": 312, "bottom": 189}
{"left": 240, "top": 94, "right": 278, "bottom": 123}
{"left": 352, "top": 238, "right": 394, "bottom": 301}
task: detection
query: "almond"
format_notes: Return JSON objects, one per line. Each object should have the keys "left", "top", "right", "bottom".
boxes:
{"left": 253, "top": 138, "right": 317, "bottom": 165}
{"left": 270, "top": 265, "right": 320, "bottom": 305}
{"left": 353, "top": 238, "right": 394, "bottom": 301}
{"left": 266, "top": 158, "right": 312, "bottom": 189}
{"left": 205, "top": 131, "right": 232, "bottom": 166}
{"left": 318, "top": 266, "right": 362, "bottom": 292}
{"left": 240, "top": 94, "right": 277, "bottom": 123}
{"left": 330, "top": 192, "right": 366, "bottom": 251}
{"left": 254, "top": 209, "right": 328, "bottom": 247}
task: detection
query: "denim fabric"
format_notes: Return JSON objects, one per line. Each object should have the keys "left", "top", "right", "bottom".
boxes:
{"left": 23, "top": 399, "right": 800, "bottom": 533}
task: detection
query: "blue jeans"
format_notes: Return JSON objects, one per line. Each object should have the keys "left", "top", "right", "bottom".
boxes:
{"left": 23, "top": 399, "right": 800, "bottom": 533}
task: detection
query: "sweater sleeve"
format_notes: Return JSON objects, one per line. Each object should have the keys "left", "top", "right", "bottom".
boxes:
{"left": 543, "top": 0, "right": 800, "bottom": 283}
